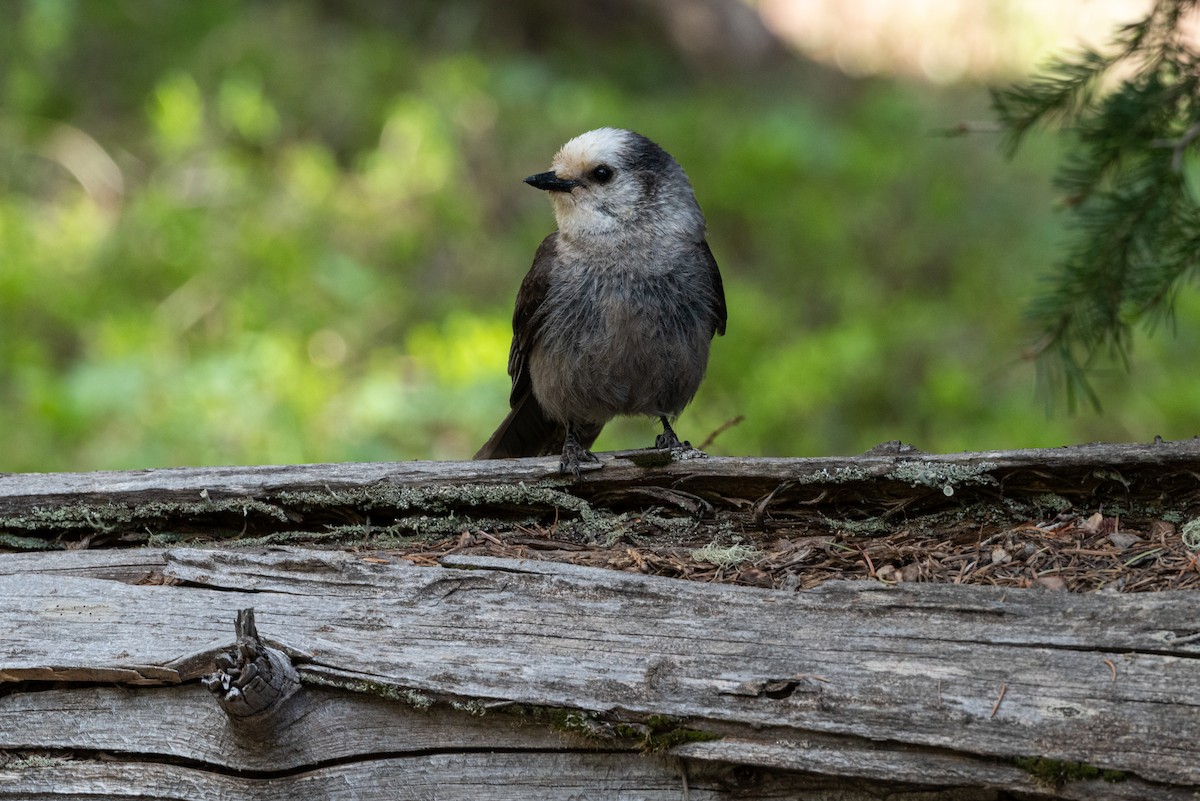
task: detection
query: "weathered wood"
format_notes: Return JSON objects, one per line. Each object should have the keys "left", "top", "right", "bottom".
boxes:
{"left": 3, "top": 439, "right": 1196, "bottom": 508}
{"left": 2, "top": 439, "right": 1197, "bottom": 543}
{"left": 673, "top": 734, "right": 1195, "bottom": 801}
{"left": 1, "top": 546, "right": 1197, "bottom": 798}
{"left": 0, "top": 753, "right": 793, "bottom": 801}
{"left": 0, "top": 683, "right": 589, "bottom": 773}
{"left": 3, "top": 441, "right": 1198, "bottom": 797}
{"left": 0, "top": 547, "right": 168, "bottom": 580}
{"left": 0, "top": 683, "right": 1023, "bottom": 800}
{"left": 1, "top": 685, "right": 1180, "bottom": 801}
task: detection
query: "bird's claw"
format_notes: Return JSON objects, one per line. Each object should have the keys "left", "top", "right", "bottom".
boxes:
{"left": 655, "top": 431, "right": 690, "bottom": 450}
{"left": 560, "top": 443, "right": 601, "bottom": 478}
{"left": 654, "top": 425, "right": 707, "bottom": 461}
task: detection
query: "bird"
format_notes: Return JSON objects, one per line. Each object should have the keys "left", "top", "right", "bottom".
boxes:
{"left": 474, "top": 128, "right": 727, "bottom": 476}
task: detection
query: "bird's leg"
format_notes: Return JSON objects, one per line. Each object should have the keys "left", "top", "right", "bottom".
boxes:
{"left": 560, "top": 420, "right": 601, "bottom": 477}
{"left": 655, "top": 416, "right": 692, "bottom": 451}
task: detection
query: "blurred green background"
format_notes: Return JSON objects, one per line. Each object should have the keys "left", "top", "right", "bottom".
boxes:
{"left": 1, "top": 0, "right": 1195, "bottom": 473}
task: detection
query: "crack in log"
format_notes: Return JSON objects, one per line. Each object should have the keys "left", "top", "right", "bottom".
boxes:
{"left": 721, "top": 676, "right": 829, "bottom": 700}
{"left": 894, "top": 632, "right": 1200, "bottom": 660}
{"left": 0, "top": 666, "right": 181, "bottom": 685}
{"left": 0, "top": 743, "right": 646, "bottom": 782}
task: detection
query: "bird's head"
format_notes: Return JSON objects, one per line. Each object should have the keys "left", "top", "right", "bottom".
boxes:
{"left": 525, "top": 128, "right": 705, "bottom": 245}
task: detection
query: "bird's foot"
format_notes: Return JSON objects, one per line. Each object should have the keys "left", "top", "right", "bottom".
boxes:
{"left": 559, "top": 443, "right": 601, "bottom": 478}
{"left": 654, "top": 417, "right": 707, "bottom": 460}
{"left": 559, "top": 443, "right": 600, "bottom": 474}
{"left": 654, "top": 430, "right": 691, "bottom": 450}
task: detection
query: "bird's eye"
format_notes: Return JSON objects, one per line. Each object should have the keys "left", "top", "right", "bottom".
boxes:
{"left": 591, "top": 165, "right": 614, "bottom": 184}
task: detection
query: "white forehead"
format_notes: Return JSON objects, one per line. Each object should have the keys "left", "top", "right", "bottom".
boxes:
{"left": 552, "top": 128, "right": 632, "bottom": 172}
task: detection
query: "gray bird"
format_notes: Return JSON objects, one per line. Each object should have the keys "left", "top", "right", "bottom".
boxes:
{"left": 475, "top": 128, "right": 727, "bottom": 475}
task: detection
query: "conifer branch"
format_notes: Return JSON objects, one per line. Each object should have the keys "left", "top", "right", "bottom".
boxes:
{"left": 993, "top": 0, "right": 1200, "bottom": 409}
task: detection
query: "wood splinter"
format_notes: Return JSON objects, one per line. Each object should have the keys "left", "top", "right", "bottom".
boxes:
{"left": 201, "top": 607, "right": 300, "bottom": 726}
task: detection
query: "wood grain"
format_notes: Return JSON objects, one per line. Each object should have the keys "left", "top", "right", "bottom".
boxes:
{"left": 1, "top": 546, "right": 1197, "bottom": 798}
{"left": 0, "top": 753, "right": 765, "bottom": 801}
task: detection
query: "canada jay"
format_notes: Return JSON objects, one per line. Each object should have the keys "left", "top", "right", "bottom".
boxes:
{"left": 475, "top": 128, "right": 727, "bottom": 475}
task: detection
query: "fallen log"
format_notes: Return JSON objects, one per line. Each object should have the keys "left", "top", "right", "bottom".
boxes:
{"left": 1, "top": 442, "right": 1198, "bottom": 798}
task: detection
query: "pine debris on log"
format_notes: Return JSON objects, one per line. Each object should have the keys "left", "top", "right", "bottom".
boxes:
{"left": 2, "top": 439, "right": 1198, "bottom": 592}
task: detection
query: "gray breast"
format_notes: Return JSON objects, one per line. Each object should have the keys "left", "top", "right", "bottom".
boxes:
{"left": 528, "top": 251, "right": 717, "bottom": 425}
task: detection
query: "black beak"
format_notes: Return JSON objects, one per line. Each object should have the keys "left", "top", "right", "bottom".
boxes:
{"left": 524, "top": 171, "right": 580, "bottom": 193}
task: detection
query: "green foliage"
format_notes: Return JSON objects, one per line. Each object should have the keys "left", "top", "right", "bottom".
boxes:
{"left": 993, "top": 0, "right": 1200, "bottom": 408}
{"left": 1, "top": 1, "right": 1197, "bottom": 472}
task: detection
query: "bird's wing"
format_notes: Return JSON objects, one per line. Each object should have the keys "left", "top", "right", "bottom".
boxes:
{"left": 507, "top": 232, "right": 558, "bottom": 406}
{"left": 699, "top": 239, "right": 728, "bottom": 336}
{"left": 476, "top": 233, "right": 594, "bottom": 460}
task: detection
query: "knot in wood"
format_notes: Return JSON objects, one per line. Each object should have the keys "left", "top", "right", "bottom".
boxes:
{"left": 202, "top": 608, "right": 301, "bottom": 723}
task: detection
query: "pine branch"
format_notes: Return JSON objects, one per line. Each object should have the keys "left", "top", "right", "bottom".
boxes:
{"left": 994, "top": 0, "right": 1200, "bottom": 409}
{"left": 991, "top": 48, "right": 1115, "bottom": 157}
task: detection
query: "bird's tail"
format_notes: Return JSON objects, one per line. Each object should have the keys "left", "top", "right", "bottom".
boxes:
{"left": 474, "top": 391, "right": 602, "bottom": 460}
